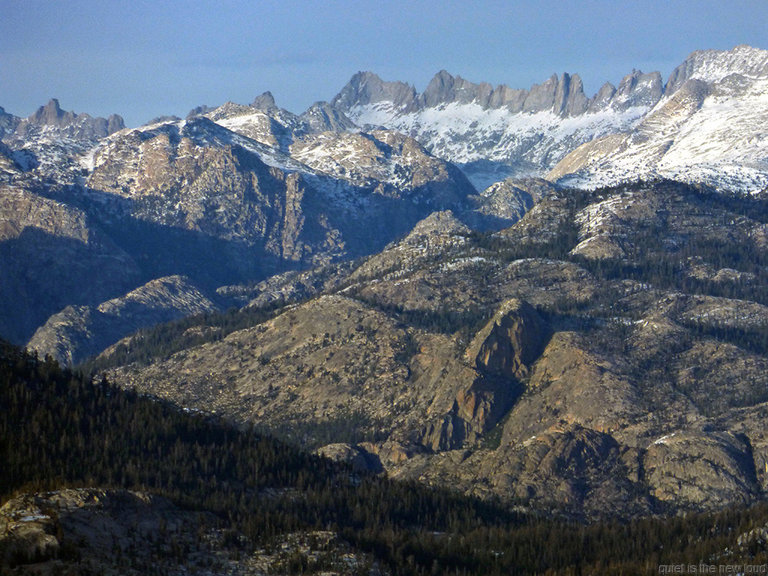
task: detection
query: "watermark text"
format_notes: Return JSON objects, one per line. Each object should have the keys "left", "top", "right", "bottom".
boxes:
{"left": 659, "top": 564, "right": 768, "bottom": 574}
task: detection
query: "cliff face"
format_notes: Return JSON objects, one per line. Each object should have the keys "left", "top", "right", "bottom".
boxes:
{"left": 466, "top": 298, "right": 550, "bottom": 381}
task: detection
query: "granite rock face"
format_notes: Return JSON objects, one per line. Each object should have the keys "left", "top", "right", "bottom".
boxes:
{"left": 466, "top": 299, "right": 550, "bottom": 381}
{"left": 19, "top": 98, "right": 124, "bottom": 141}
{"left": 331, "top": 71, "right": 419, "bottom": 113}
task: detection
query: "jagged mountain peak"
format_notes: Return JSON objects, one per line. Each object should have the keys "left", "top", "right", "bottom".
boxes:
{"left": 251, "top": 90, "right": 278, "bottom": 110}
{"left": 333, "top": 68, "right": 656, "bottom": 189}
{"left": 29, "top": 98, "right": 68, "bottom": 124}
{"left": 420, "top": 69, "right": 492, "bottom": 108}
{"left": 550, "top": 45, "right": 768, "bottom": 192}
{"left": 335, "top": 69, "right": 593, "bottom": 117}
{"left": 330, "top": 45, "right": 768, "bottom": 191}
{"left": 666, "top": 45, "right": 768, "bottom": 94}
{"left": 25, "top": 98, "right": 125, "bottom": 134}
{"left": 331, "top": 71, "right": 419, "bottom": 114}
{"left": 611, "top": 69, "right": 663, "bottom": 110}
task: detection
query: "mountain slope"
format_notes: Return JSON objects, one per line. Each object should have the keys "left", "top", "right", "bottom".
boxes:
{"left": 549, "top": 45, "right": 768, "bottom": 192}
{"left": 0, "top": 184, "right": 141, "bottom": 343}
{"left": 0, "top": 98, "right": 478, "bottom": 352}
{"left": 8, "top": 339, "right": 768, "bottom": 573}
{"left": 26, "top": 275, "right": 220, "bottom": 366}
{"left": 98, "top": 179, "right": 768, "bottom": 519}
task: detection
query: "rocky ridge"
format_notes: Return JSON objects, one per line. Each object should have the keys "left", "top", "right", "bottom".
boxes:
{"left": 2, "top": 98, "right": 124, "bottom": 183}
{"left": 331, "top": 69, "right": 664, "bottom": 188}
{"left": 331, "top": 46, "right": 768, "bottom": 192}
{"left": 27, "top": 275, "right": 220, "bottom": 366}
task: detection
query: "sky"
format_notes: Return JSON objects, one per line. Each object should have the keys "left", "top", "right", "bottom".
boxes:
{"left": 1, "top": 0, "right": 766, "bottom": 127}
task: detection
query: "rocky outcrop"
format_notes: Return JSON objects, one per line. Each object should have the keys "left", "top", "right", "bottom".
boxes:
{"left": 0, "top": 488, "right": 380, "bottom": 575}
{"left": 421, "top": 70, "right": 495, "bottom": 109}
{"left": 0, "top": 489, "right": 234, "bottom": 574}
{"left": 316, "top": 442, "right": 383, "bottom": 472}
{"left": 463, "top": 177, "right": 556, "bottom": 230}
{"left": 610, "top": 70, "right": 664, "bottom": 110}
{"left": 251, "top": 90, "right": 279, "bottom": 111}
{"left": 0, "top": 106, "right": 19, "bottom": 139}
{"left": 465, "top": 299, "right": 550, "bottom": 381}
{"left": 643, "top": 430, "right": 759, "bottom": 510}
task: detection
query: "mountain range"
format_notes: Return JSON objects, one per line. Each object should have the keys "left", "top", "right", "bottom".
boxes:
{"left": 3, "top": 44, "right": 768, "bottom": 531}
{"left": 334, "top": 45, "right": 768, "bottom": 192}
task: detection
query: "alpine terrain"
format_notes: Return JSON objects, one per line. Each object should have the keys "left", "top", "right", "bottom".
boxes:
{"left": 3, "top": 44, "right": 768, "bottom": 573}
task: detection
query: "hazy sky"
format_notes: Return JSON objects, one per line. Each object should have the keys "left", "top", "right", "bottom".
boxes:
{"left": 2, "top": 0, "right": 766, "bottom": 127}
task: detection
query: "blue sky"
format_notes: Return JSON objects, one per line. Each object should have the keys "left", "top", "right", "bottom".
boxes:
{"left": 1, "top": 0, "right": 766, "bottom": 127}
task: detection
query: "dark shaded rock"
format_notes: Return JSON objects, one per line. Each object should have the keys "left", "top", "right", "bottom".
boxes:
{"left": 251, "top": 90, "right": 278, "bottom": 111}
{"left": 316, "top": 443, "right": 384, "bottom": 473}
{"left": 27, "top": 275, "right": 220, "bottom": 366}
{"left": 466, "top": 299, "right": 550, "bottom": 381}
